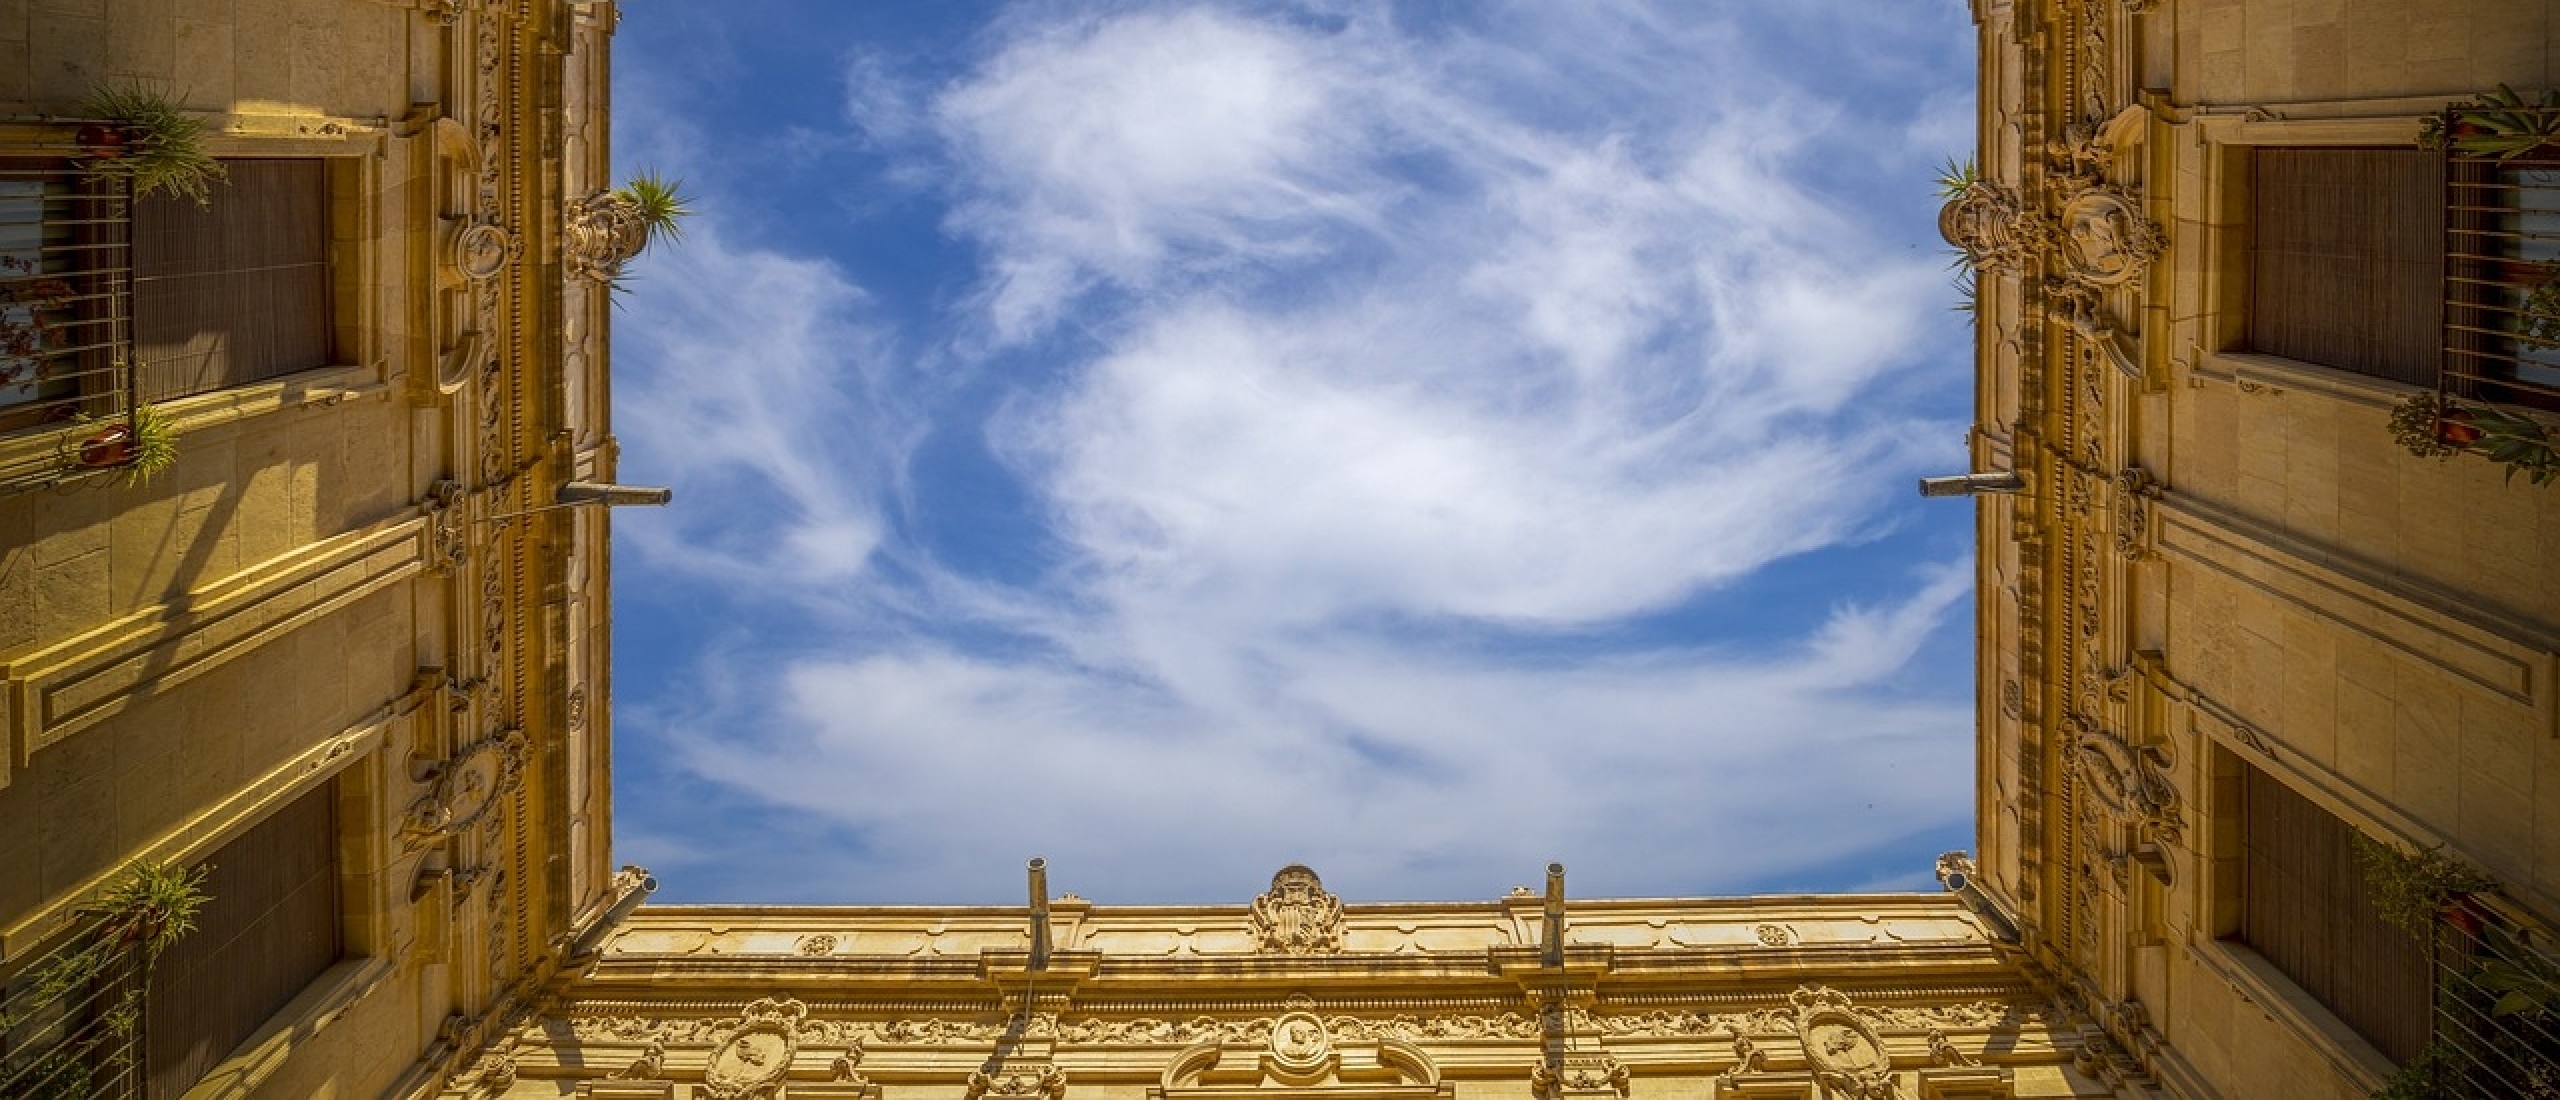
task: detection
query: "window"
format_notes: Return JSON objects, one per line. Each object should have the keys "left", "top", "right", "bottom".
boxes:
{"left": 2225, "top": 760, "right": 2430, "bottom": 1064}
{"left": 0, "top": 157, "right": 129, "bottom": 434}
{"left": 2246, "top": 148, "right": 2444, "bottom": 387}
{"left": 131, "top": 158, "right": 331, "bottom": 403}
{"left": 144, "top": 779, "right": 342, "bottom": 1100}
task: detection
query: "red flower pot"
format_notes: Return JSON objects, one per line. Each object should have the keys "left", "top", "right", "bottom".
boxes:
{"left": 2439, "top": 410, "right": 2484, "bottom": 447}
{"left": 75, "top": 124, "right": 129, "bottom": 159}
{"left": 78, "top": 424, "right": 132, "bottom": 467}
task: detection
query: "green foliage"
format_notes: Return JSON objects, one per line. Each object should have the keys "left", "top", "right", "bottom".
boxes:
{"left": 2522, "top": 275, "right": 2560, "bottom": 353}
{"left": 1935, "top": 154, "right": 1981, "bottom": 200}
{"left": 0, "top": 862, "right": 207, "bottom": 1098}
{"left": 76, "top": 82, "right": 227, "bottom": 206}
{"left": 2372, "top": 1043, "right": 2457, "bottom": 1100}
{"left": 2355, "top": 834, "right": 2499, "bottom": 937}
{"left": 2437, "top": 84, "right": 2560, "bottom": 160}
{"left": 2386, "top": 392, "right": 2560, "bottom": 486}
{"left": 613, "top": 170, "right": 692, "bottom": 248}
{"left": 122, "top": 404, "right": 178, "bottom": 488}
{"left": 2480, "top": 951, "right": 2560, "bottom": 1019}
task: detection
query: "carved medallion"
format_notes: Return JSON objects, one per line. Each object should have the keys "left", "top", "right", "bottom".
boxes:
{"left": 704, "top": 997, "right": 807, "bottom": 1100}
{"left": 1268, "top": 1011, "right": 1331, "bottom": 1073}
{"left": 1250, "top": 865, "right": 1345, "bottom": 955}
{"left": 453, "top": 222, "right": 512, "bottom": 283}
{"left": 565, "top": 189, "right": 651, "bottom": 282}
{"left": 1790, "top": 987, "right": 1895, "bottom": 1100}
{"left": 404, "top": 728, "right": 528, "bottom": 844}
{"left": 2054, "top": 190, "right": 2162, "bottom": 287}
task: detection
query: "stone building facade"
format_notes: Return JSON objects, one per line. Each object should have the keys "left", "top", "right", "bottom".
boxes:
{"left": 1948, "top": 0, "right": 2560, "bottom": 1096}
{"left": 446, "top": 866, "right": 2091, "bottom": 1100}
{"left": 0, "top": 1, "right": 639, "bottom": 1097}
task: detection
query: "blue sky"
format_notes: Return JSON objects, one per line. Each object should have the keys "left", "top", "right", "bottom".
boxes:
{"left": 604, "top": 0, "right": 1983, "bottom": 906}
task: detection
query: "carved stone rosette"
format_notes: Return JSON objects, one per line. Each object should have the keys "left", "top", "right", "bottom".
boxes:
{"left": 1250, "top": 865, "right": 1346, "bottom": 955}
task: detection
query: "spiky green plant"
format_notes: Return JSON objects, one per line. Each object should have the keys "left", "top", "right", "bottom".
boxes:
{"left": 2424, "top": 84, "right": 2560, "bottom": 160}
{"left": 76, "top": 83, "right": 226, "bottom": 206}
{"left": 93, "top": 860, "right": 208, "bottom": 961}
{"left": 1935, "top": 154, "right": 1982, "bottom": 200}
{"left": 122, "top": 404, "right": 178, "bottom": 487}
{"left": 613, "top": 171, "right": 692, "bottom": 249}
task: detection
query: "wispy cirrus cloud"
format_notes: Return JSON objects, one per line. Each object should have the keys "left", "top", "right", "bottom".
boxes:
{"left": 608, "top": 0, "right": 1981, "bottom": 904}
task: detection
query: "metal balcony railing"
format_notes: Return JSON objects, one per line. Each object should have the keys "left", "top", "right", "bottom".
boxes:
{"left": 0, "top": 145, "right": 134, "bottom": 494}
{"left": 2441, "top": 103, "right": 2560, "bottom": 416}
{"left": 2426, "top": 895, "right": 2560, "bottom": 1096}
{"left": 0, "top": 906, "right": 148, "bottom": 1100}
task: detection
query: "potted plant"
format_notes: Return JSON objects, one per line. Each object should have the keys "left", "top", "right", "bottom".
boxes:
{"left": 75, "top": 83, "right": 225, "bottom": 205}
{"left": 2521, "top": 274, "right": 2560, "bottom": 353}
{"left": 2422, "top": 84, "right": 2560, "bottom": 160}
{"left": 2354, "top": 834, "right": 2500, "bottom": 937}
{"left": 2389, "top": 391, "right": 2560, "bottom": 485}
{"left": 612, "top": 170, "right": 692, "bottom": 250}
{"left": 72, "top": 404, "right": 178, "bottom": 485}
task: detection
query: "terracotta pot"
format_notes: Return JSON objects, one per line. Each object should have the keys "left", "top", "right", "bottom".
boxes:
{"left": 78, "top": 424, "right": 132, "bottom": 467}
{"left": 2438, "top": 409, "right": 2484, "bottom": 447}
{"left": 2441, "top": 901, "right": 2485, "bottom": 943}
{"left": 75, "top": 123, "right": 129, "bottom": 159}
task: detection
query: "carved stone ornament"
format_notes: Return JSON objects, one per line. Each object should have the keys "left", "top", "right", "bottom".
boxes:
{"left": 1790, "top": 986, "right": 1896, "bottom": 1100}
{"left": 703, "top": 997, "right": 808, "bottom": 1100}
{"left": 1269, "top": 1011, "right": 1332, "bottom": 1073}
{"left": 565, "top": 189, "right": 651, "bottom": 282}
{"left": 1939, "top": 181, "right": 2046, "bottom": 275}
{"left": 422, "top": 478, "right": 470, "bottom": 575}
{"left": 1531, "top": 1053, "right": 1630, "bottom": 1100}
{"left": 966, "top": 1064, "right": 1066, "bottom": 1100}
{"left": 1250, "top": 865, "right": 1346, "bottom": 955}
{"left": 2054, "top": 188, "right": 2163, "bottom": 288}
{"left": 452, "top": 222, "right": 514, "bottom": 283}
{"left": 611, "top": 1040, "right": 667, "bottom": 1080}
{"left": 403, "top": 728, "right": 528, "bottom": 844}
{"left": 2071, "top": 719, "right": 2181, "bottom": 844}
{"left": 1753, "top": 923, "right": 1797, "bottom": 947}
{"left": 2112, "top": 467, "right": 2160, "bottom": 560}
{"left": 796, "top": 933, "right": 838, "bottom": 956}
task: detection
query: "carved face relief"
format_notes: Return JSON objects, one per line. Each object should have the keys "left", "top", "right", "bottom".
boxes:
{"left": 1269, "top": 1011, "right": 1331, "bottom": 1072}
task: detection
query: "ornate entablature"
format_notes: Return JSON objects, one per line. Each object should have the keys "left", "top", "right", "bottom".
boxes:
{"left": 445, "top": 870, "right": 2094, "bottom": 1099}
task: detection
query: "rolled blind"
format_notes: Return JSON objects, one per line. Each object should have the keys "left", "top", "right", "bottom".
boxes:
{"left": 2236, "top": 763, "right": 2432, "bottom": 1065}
{"left": 131, "top": 159, "right": 330, "bottom": 402}
{"left": 2248, "top": 148, "right": 2443, "bottom": 386}
{"left": 145, "top": 779, "right": 341, "bottom": 1100}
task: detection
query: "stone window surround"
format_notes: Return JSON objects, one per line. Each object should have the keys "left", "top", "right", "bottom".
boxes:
{"left": 0, "top": 122, "right": 389, "bottom": 477}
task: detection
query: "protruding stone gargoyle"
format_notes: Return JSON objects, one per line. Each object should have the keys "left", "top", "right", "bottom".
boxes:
{"left": 1250, "top": 865, "right": 1346, "bottom": 955}
{"left": 1150, "top": 1009, "right": 1453, "bottom": 1100}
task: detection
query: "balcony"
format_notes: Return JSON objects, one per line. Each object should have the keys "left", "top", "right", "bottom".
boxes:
{"left": 0, "top": 145, "right": 135, "bottom": 495}
{"left": 2441, "top": 102, "right": 2560, "bottom": 415}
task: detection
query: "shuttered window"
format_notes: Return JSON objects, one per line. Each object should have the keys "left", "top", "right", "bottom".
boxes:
{"left": 131, "top": 159, "right": 331, "bottom": 402}
{"left": 2232, "top": 764, "right": 2431, "bottom": 1064}
{"left": 145, "top": 780, "right": 341, "bottom": 1100}
{"left": 2248, "top": 148, "right": 2444, "bottom": 386}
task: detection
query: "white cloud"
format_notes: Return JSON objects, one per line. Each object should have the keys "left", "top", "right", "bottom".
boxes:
{"left": 609, "top": 0, "right": 1982, "bottom": 903}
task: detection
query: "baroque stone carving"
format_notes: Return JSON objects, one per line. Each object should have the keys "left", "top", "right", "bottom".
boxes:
{"left": 1268, "top": 1011, "right": 1331, "bottom": 1072}
{"left": 1753, "top": 923, "right": 1797, "bottom": 947}
{"left": 966, "top": 1064, "right": 1066, "bottom": 1100}
{"left": 1928, "top": 1028, "right": 1978, "bottom": 1067}
{"left": 2070, "top": 717, "right": 2181, "bottom": 844}
{"left": 1939, "top": 180, "right": 2045, "bottom": 276}
{"left": 611, "top": 1040, "right": 666, "bottom": 1080}
{"left": 1531, "top": 1053, "right": 1630, "bottom": 1100}
{"left": 1250, "top": 865, "right": 1345, "bottom": 955}
{"left": 703, "top": 997, "right": 807, "bottom": 1100}
{"left": 565, "top": 189, "right": 651, "bottom": 282}
{"left": 422, "top": 479, "right": 470, "bottom": 574}
{"left": 796, "top": 933, "right": 838, "bottom": 956}
{"left": 2111, "top": 467, "right": 2159, "bottom": 560}
{"left": 1792, "top": 986, "right": 1897, "bottom": 1100}
{"left": 404, "top": 727, "right": 528, "bottom": 844}
{"left": 2054, "top": 189, "right": 2162, "bottom": 288}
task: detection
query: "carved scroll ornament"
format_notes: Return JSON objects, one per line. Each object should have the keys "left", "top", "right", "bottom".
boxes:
{"left": 703, "top": 997, "right": 807, "bottom": 1100}
{"left": 403, "top": 727, "right": 527, "bottom": 844}
{"left": 1791, "top": 986, "right": 1896, "bottom": 1100}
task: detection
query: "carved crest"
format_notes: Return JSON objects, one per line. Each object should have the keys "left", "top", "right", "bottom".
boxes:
{"left": 1250, "top": 865, "right": 1345, "bottom": 955}
{"left": 1269, "top": 1011, "right": 1332, "bottom": 1073}
{"left": 966, "top": 1064, "right": 1066, "bottom": 1100}
{"left": 703, "top": 997, "right": 807, "bottom": 1100}
{"left": 1790, "top": 986, "right": 1895, "bottom": 1100}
